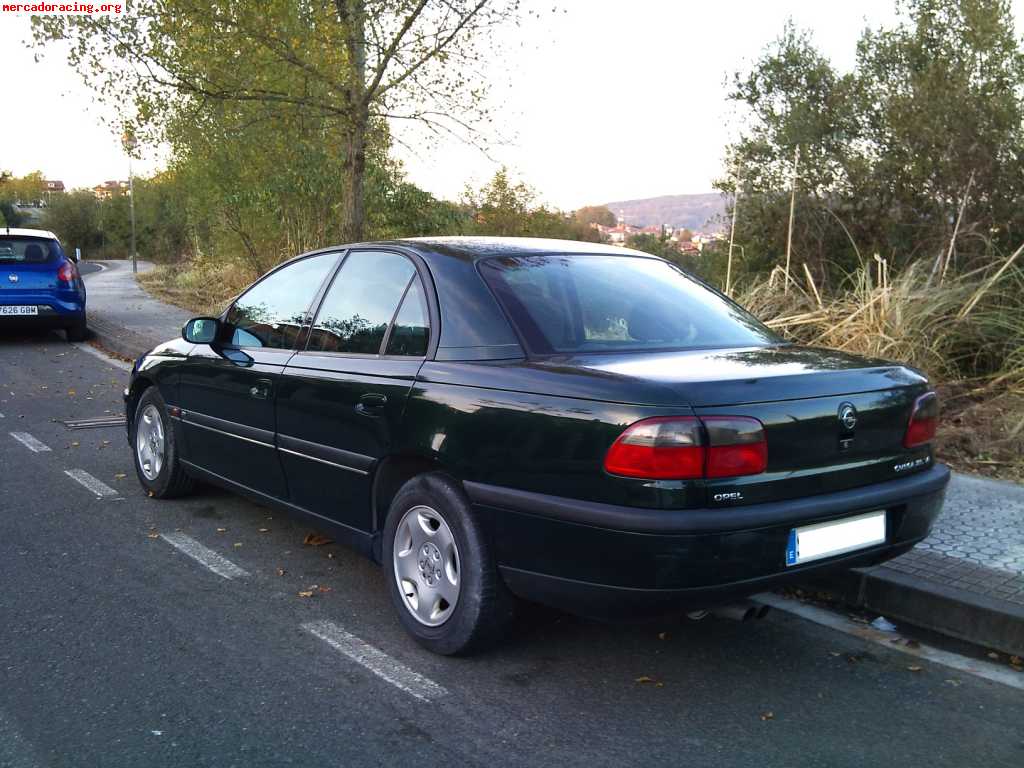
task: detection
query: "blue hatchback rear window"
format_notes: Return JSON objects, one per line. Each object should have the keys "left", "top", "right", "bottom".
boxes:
{"left": 0, "top": 236, "right": 63, "bottom": 264}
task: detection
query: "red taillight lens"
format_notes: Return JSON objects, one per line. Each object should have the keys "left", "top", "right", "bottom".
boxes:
{"left": 57, "top": 262, "right": 77, "bottom": 283}
{"left": 603, "top": 416, "right": 767, "bottom": 480}
{"left": 904, "top": 391, "right": 938, "bottom": 448}
{"left": 603, "top": 416, "right": 704, "bottom": 479}
{"left": 703, "top": 417, "right": 768, "bottom": 478}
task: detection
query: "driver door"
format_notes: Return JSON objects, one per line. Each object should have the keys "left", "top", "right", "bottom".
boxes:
{"left": 175, "top": 252, "right": 340, "bottom": 499}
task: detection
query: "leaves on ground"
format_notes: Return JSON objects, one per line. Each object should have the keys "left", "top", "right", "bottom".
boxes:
{"left": 114, "top": 472, "right": 126, "bottom": 480}
{"left": 907, "top": 665, "right": 923, "bottom": 672}
{"left": 258, "top": 528, "right": 269, "bottom": 533}
{"left": 276, "top": 568, "right": 285, "bottom": 576}
{"left": 303, "top": 533, "right": 333, "bottom": 546}
{"left": 146, "top": 532, "right": 159, "bottom": 539}
{"left": 216, "top": 527, "right": 227, "bottom": 533}
{"left": 760, "top": 711, "right": 774, "bottom": 721}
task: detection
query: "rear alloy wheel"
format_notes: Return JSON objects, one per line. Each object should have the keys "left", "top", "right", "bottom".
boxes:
{"left": 131, "top": 387, "right": 195, "bottom": 498}
{"left": 383, "top": 473, "right": 515, "bottom": 655}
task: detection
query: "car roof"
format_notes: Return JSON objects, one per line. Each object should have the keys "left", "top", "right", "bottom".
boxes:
{"left": 394, "top": 236, "right": 656, "bottom": 262}
{"left": 1, "top": 227, "right": 60, "bottom": 241}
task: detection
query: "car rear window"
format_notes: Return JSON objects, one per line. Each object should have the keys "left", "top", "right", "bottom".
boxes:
{"left": 0, "top": 236, "right": 63, "bottom": 265}
{"left": 478, "top": 254, "right": 780, "bottom": 354}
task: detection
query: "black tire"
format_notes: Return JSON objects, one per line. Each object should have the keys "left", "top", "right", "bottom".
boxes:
{"left": 131, "top": 386, "right": 195, "bottom": 499}
{"left": 66, "top": 317, "right": 88, "bottom": 342}
{"left": 383, "top": 472, "right": 515, "bottom": 655}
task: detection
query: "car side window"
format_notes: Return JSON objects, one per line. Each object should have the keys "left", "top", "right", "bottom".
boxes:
{"left": 307, "top": 250, "right": 417, "bottom": 355}
{"left": 225, "top": 253, "right": 336, "bottom": 349}
{"left": 385, "top": 276, "right": 430, "bottom": 356}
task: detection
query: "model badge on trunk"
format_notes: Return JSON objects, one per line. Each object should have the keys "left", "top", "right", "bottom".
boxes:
{"left": 7, "top": 274, "right": 18, "bottom": 283}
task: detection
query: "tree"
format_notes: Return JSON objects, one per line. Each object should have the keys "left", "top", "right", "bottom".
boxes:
{"left": 574, "top": 205, "right": 616, "bottom": 227}
{"left": 719, "top": 1, "right": 1024, "bottom": 280}
{"left": 42, "top": 191, "right": 103, "bottom": 255}
{"left": 34, "top": 0, "right": 522, "bottom": 242}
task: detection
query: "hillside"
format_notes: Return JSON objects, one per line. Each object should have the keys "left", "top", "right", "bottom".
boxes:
{"left": 602, "top": 193, "right": 727, "bottom": 231}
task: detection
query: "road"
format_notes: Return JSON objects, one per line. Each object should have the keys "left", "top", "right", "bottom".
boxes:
{"left": 1, "top": 331, "right": 1021, "bottom": 767}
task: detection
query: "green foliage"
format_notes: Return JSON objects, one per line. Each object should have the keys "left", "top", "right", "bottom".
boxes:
{"left": 463, "top": 168, "right": 601, "bottom": 241}
{"left": 720, "top": 0, "right": 1024, "bottom": 283}
{"left": 42, "top": 191, "right": 102, "bottom": 253}
{"left": 625, "top": 231, "right": 677, "bottom": 260}
{"left": 574, "top": 205, "right": 616, "bottom": 227}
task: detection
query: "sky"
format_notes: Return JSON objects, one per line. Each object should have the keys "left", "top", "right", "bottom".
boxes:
{"left": 1, "top": 0, "right": 1022, "bottom": 210}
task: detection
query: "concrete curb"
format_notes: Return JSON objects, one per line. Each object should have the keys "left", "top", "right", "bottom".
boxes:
{"left": 85, "top": 313, "right": 158, "bottom": 362}
{"left": 818, "top": 565, "right": 1024, "bottom": 656}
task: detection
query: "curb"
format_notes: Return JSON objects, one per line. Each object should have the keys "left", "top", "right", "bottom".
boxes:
{"left": 86, "top": 313, "right": 158, "bottom": 362}
{"left": 818, "top": 565, "right": 1024, "bottom": 656}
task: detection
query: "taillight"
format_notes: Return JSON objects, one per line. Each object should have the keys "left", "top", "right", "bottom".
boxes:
{"left": 57, "top": 262, "right": 77, "bottom": 283}
{"left": 603, "top": 416, "right": 767, "bottom": 480}
{"left": 904, "top": 392, "right": 938, "bottom": 448}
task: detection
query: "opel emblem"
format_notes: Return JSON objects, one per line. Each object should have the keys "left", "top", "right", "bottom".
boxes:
{"left": 7, "top": 274, "right": 17, "bottom": 283}
{"left": 838, "top": 402, "right": 858, "bottom": 431}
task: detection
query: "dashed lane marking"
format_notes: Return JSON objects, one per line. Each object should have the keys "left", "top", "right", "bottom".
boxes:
{"left": 64, "top": 469, "right": 120, "bottom": 498}
{"left": 159, "top": 532, "right": 249, "bottom": 580}
{"left": 303, "top": 620, "right": 448, "bottom": 703}
{"left": 9, "top": 432, "right": 51, "bottom": 453}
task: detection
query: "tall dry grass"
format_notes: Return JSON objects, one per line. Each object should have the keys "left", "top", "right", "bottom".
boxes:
{"left": 137, "top": 255, "right": 258, "bottom": 316}
{"left": 735, "top": 252, "right": 1024, "bottom": 392}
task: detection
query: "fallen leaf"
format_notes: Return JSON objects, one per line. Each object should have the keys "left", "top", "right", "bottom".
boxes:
{"left": 70, "top": 441, "right": 79, "bottom": 448}
{"left": 327, "top": 552, "right": 335, "bottom": 559}
{"left": 146, "top": 490, "right": 155, "bottom": 497}
{"left": 945, "top": 679, "right": 961, "bottom": 686}
{"left": 907, "top": 665, "right": 923, "bottom": 672}
{"left": 258, "top": 528, "right": 269, "bottom": 533}
{"left": 318, "top": 585, "right": 332, "bottom": 593}
{"left": 147, "top": 532, "right": 159, "bottom": 539}
{"left": 67, "top": 389, "right": 76, "bottom": 396}
{"left": 233, "top": 542, "right": 242, "bottom": 547}
{"left": 216, "top": 527, "right": 227, "bottom": 533}
{"left": 303, "top": 533, "right": 333, "bottom": 546}
{"left": 657, "top": 632, "right": 668, "bottom": 641}
{"left": 987, "top": 652, "right": 1000, "bottom": 661}
{"left": 276, "top": 568, "right": 286, "bottom": 577}
{"left": 298, "top": 590, "right": 314, "bottom": 598}
{"left": 1009, "top": 655, "right": 1022, "bottom": 667}
{"left": 760, "top": 711, "right": 774, "bottom": 721}
{"left": 634, "top": 676, "right": 655, "bottom": 684}
{"left": 114, "top": 472, "right": 126, "bottom": 480}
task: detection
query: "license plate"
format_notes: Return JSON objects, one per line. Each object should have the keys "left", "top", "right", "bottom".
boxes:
{"left": 785, "top": 510, "right": 886, "bottom": 566}
{"left": 0, "top": 305, "right": 38, "bottom": 316}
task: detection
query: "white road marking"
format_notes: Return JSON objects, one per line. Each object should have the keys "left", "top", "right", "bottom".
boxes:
{"left": 159, "top": 532, "right": 249, "bottom": 580}
{"left": 9, "top": 432, "right": 51, "bottom": 453}
{"left": 71, "top": 341, "right": 132, "bottom": 372}
{"left": 303, "top": 620, "right": 448, "bottom": 702}
{"left": 756, "top": 592, "right": 1024, "bottom": 691}
{"left": 64, "top": 469, "right": 120, "bottom": 498}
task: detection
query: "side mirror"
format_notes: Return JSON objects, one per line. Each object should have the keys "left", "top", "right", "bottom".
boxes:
{"left": 182, "top": 317, "right": 220, "bottom": 345}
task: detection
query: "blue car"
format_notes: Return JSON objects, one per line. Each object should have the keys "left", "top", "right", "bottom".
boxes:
{"left": 0, "top": 228, "right": 87, "bottom": 341}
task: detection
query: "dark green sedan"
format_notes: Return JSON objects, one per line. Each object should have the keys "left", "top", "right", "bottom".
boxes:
{"left": 124, "top": 237, "right": 949, "bottom": 654}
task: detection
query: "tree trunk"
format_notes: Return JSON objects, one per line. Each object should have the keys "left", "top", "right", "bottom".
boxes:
{"left": 341, "top": 110, "right": 367, "bottom": 243}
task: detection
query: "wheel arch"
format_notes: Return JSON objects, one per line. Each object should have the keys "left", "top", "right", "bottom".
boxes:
{"left": 371, "top": 454, "right": 450, "bottom": 559}
{"left": 125, "top": 374, "right": 156, "bottom": 432}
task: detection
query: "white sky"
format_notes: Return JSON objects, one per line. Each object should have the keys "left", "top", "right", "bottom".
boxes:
{"left": 1, "top": 0, "right": 1021, "bottom": 209}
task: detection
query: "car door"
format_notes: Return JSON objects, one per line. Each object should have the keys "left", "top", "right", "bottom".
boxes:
{"left": 176, "top": 251, "right": 340, "bottom": 499}
{"left": 276, "top": 249, "right": 433, "bottom": 534}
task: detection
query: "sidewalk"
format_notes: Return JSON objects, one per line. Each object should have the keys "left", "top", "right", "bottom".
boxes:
{"left": 827, "top": 474, "right": 1024, "bottom": 656}
{"left": 80, "top": 259, "right": 1024, "bottom": 655}
{"left": 82, "top": 259, "right": 192, "bottom": 359}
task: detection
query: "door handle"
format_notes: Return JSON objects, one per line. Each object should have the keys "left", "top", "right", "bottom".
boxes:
{"left": 355, "top": 392, "right": 387, "bottom": 417}
{"left": 249, "top": 378, "right": 272, "bottom": 400}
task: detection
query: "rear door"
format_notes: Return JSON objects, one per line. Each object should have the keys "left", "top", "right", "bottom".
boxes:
{"left": 176, "top": 252, "right": 340, "bottom": 498}
{"left": 276, "top": 249, "right": 432, "bottom": 533}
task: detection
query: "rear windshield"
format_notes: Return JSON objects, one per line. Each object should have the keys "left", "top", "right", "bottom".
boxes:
{"left": 479, "top": 254, "right": 780, "bottom": 354}
{"left": 0, "top": 236, "right": 63, "bottom": 265}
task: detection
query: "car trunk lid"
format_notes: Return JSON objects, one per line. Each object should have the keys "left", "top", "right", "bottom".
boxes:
{"left": 565, "top": 345, "right": 934, "bottom": 506}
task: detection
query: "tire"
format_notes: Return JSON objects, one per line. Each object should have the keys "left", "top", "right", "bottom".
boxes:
{"left": 131, "top": 386, "right": 195, "bottom": 499}
{"left": 66, "top": 317, "right": 88, "bottom": 342}
{"left": 383, "top": 472, "right": 515, "bottom": 655}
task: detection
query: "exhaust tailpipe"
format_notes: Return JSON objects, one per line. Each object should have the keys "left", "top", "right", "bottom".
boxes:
{"left": 710, "top": 600, "right": 770, "bottom": 622}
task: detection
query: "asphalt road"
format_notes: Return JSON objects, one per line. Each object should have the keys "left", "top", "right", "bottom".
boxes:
{"left": 1, "top": 332, "right": 1021, "bottom": 767}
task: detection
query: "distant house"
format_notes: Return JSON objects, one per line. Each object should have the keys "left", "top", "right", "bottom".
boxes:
{"left": 92, "top": 180, "right": 130, "bottom": 199}
{"left": 44, "top": 180, "right": 65, "bottom": 194}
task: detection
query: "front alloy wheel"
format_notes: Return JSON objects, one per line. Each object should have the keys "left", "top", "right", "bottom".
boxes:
{"left": 135, "top": 403, "right": 166, "bottom": 481}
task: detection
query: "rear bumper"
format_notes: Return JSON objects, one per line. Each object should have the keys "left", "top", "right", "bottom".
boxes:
{"left": 0, "top": 294, "right": 86, "bottom": 328}
{"left": 466, "top": 464, "right": 950, "bottom": 618}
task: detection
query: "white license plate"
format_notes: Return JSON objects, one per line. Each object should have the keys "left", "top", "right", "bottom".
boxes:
{"left": 0, "top": 305, "right": 38, "bottom": 316}
{"left": 785, "top": 510, "right": 886, "bottom": 566}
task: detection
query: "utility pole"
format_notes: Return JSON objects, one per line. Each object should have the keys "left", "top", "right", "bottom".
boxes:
{"left": 123, "top": 129, "right": 138, "bottom": 274}
{"left": 784, "top": 146, "right": 799, "bottom": 294}
{"left": 725, "top": 184, "right": 740, "bottom": 297}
